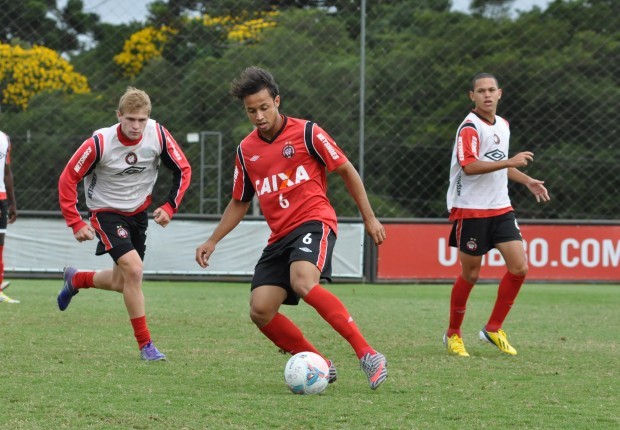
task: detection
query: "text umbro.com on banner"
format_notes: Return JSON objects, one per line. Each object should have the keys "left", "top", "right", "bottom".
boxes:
{"left": 378, "top": 224, "right": 620, "bottom": 282}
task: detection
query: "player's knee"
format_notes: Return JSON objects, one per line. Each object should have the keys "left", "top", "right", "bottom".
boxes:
{"left": 249, "top": 304, "right": 275, "bottom": 328}
{"left": 121, "top": 264, "right": 143, "bottom": 286}
{"left": 509, "top": 263, "right": 528, "bottom": 277}
{"left": 461, "top": 271, "right": 479, "bottom": 285}
{"left": 290, "top": 281, "right": 314, "bottom": 298}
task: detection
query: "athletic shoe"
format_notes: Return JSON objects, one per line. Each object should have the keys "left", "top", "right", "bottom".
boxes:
{"left": 326, "top": 360, "right": 337, "bottom": 384}
{"left": 479, "top": 328, "right": 517, "bottom": 355}
{"left": 1, "top": 280, "right": 10, "bottom": 291}
{"left": 57, "top": 266, "right": 79, "bottom": 311}
{"left": 140, "top": 342, "right": 166, "bottom": 361}
{"left": 443, "top": 333, "right": 470, "bottom": 357}
{"left": 0, "top": 292, "right": 20, "bottom": 304}
{"left": 360, "top": 351, "right": 388, "bottom": 390}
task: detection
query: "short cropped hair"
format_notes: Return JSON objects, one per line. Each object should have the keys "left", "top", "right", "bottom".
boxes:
{"left": 230, "top": 66, "right": 279, "bottom": 100}
{"left": 471, "top": 73, "right": 499, "bottom": 90}
{"left": 118, "top": 87, "right": 151, "bottom": 115}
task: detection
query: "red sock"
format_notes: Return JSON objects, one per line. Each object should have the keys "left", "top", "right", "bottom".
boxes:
{"left": 0, "top": 245, "right": 4, "bottom": 285}
{"left": 259, "top": 313, "right": 323, "bottom": 358}
{"left": 485, "top": 272, "right": 526, "bottom": 332}
{"left": 447, "top": 276, "right": 475, "bottom": 337}
{"left": 304, "top": 285, "right": 374, "bottom": 359}
{"left": 130, "top": 315, "right": 151, "bottom": 349}
{"left": 73, "top": 271, "right": 95, "bottom": 289}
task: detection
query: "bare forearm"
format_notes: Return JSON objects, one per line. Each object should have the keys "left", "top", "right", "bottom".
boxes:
{"left": 462, "top": 159, "right": 510, "bottom": 175}
{"left": 336, "top": 162, "right": 376, "bottom": 221}
{"left": 207, "top": 199, "right": 251, "bottom": 244}
{"left": 508, "top": 167, "right": 531, "bottom": 185}
{"left": 4, "top": 171, "right": 16, "bottom": 205}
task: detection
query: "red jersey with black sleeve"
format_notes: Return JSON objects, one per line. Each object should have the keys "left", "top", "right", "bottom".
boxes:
{"left": 233, "top": 116, "right": 348, "bottom": 244}
{"left": 58, "top": 119, "right": 192, "bottom": 234}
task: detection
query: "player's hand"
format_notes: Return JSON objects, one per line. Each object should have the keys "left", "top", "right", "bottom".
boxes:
{"left": 195, "top": 240, "right": 216, "bottom": 268}
{"left": 153, "top": 206, "right": 171, "bottom": 227}
{"left": 74, "top": 225, "right": 95, "bottom": 242}
{"left": 509, "top": 151, "right": 534, "bottom": 168}
{"left": 7, "top": 204, "right": 16, "bottom": 224}
{"left": 527, "top": 179, "right": 550, "bottom": 203}
{"left": 365, "top": 217, "right": 386, "bottom": 246}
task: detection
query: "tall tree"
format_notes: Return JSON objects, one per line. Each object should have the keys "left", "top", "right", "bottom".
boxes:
{"left": 0, "top": 0, "right": 100, "bottom": 52}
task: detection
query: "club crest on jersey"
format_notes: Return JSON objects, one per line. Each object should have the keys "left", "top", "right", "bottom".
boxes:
{"left": 493, "top": 134, "right": 500, "bottom": 145}
{"left": 282, "top": 143, "right": 295, "bottom": 159}
{"left": 466, "top": 239, "right": 477, "bottom": 251}
{"left": 125, "top": 152, "right": 138, "bottom": 165}
{"left": 116, "top": 226, "right": 129, "bottom": 239}
{"left": 255, "top": 165, "right": 310, "bottom": 196}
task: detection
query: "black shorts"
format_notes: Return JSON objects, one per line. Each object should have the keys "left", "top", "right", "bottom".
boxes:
{"left": 0, "top": 200, "right": 7, "bottom": 232}
{"left": 89, "top": 211, "right": 148, "bottom": 262}
{"left": 449, "top": 211, "right": 522, "bottom": 256}
{"left": 251, "top": 221, "right": 336, "bottom": 306}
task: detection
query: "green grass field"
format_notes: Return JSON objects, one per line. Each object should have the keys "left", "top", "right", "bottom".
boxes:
{"left": 1, "top": 280, "right": 618, "bottom": 430}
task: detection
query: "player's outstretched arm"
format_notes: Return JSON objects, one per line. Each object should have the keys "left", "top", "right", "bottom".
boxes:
{"left": 334, "top": 161, "right": 386, "bottom": 246}
{"left": 508, "top": 168, "right": 550, "bottom": 203}
{"left": 195, "top": 199, "right": 251, "bottom": 268}
{"left": 4, "top": 164, "right": 17, "bottom": 224}
{"left": 526, "top": 179, "right": 550, "bottom": 203}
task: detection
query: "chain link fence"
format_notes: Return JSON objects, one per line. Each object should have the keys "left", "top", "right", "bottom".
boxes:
{"left": 1, "top": 0, "right": 618, "bottom": 220}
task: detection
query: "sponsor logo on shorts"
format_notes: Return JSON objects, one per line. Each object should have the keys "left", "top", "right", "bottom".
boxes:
{"left": 466, "top": 239, "right": 477, "bottom": 251}
{"left": 299, "top": 247, "right": 312, "bottom": 253}
{"left": 250, "top": 155, "right": 260, "bottom": 162}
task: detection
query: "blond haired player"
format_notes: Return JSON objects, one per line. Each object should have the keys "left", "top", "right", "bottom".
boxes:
{"left": 58, "top": 87, "right": 192, "bottom": 360}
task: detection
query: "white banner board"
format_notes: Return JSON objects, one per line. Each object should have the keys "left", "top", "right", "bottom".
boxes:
{"left": 6, "top": 218, "right": 365, "bottom": 278}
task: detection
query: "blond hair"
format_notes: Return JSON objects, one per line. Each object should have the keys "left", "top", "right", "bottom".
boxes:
{"left": 117, "top": 87, "right": 151, "bottom": 115}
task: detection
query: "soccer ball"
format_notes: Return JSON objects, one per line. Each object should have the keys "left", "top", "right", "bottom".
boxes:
{"left": 284, "top": 351, "right": 330, "bottom": 395}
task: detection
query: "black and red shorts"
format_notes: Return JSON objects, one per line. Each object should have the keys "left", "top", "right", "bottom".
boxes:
{"left": 251, "top": 221, "right": 336, "bottom": 305}
{"left": 0, "top": 200, "right": 7, "bottom": 232}
{"left": 449, "top": 211, "right": 522, "bottom": 256}
{"left": 89, "top": 211, "right": 148, "bottom": 262}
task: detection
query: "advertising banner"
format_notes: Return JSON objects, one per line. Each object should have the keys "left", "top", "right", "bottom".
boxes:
{"left": 377, "top": 223, "right": 620, "bottom": 282}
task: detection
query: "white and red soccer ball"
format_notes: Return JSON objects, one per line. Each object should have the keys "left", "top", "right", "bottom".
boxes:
{"left": 284, "top": 351, "right": 329, "bottom": 395}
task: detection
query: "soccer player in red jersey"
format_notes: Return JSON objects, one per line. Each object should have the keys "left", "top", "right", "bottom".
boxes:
{"left": 195, "top": 67, "right": 388, "bottom": 389}
{"left": 58, "top": 87, "right": 192, "bottom": 361}
{"left": 0, "top": 129, "right": 19, "bottom": 304}
{"left": 444, "top": 73, "right": 550, "bottom": 357}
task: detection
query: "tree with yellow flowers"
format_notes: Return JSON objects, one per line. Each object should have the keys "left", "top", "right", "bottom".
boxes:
{"left": 113, "top": 25, "right": 178, "bottom": 78}
{"left": 113, "top": 12, "right": 278, "bottom": 78}
{"left": 0, "top": 43, "right": 90, "bottom": 111}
